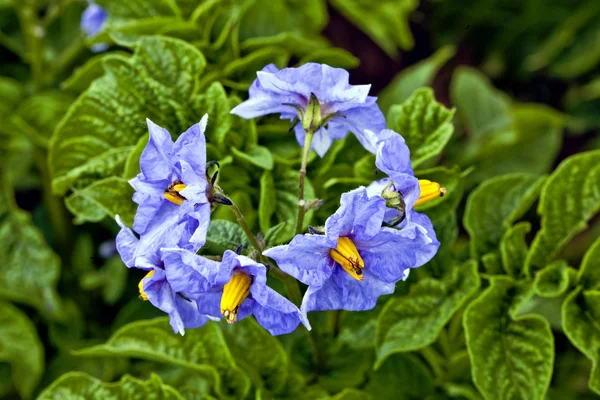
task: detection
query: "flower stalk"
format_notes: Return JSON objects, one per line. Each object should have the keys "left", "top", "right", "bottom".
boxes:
{"left": 295, "top": 129, "right": 315, "bottom": 234}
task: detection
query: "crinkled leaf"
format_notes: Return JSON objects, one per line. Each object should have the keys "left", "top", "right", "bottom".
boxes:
{"left": 221, "top": 317, "right": 288, "bottom": 393}
{"left": 192, "top": 82, "right": 231, "bottom": 148}
{"left": 50, "top": 36, "right": 207, "bottom": 195}
{"left": 533, "top": 260, "right": 570, "bottom": 298}
{"left": 319, "top": 348, "right": 372, "bottom": 393}
{"left": 526, "top": 150, "right": 600, "bottom": 272}
{"left": 204, "top": 219, "right": 249, "bottom": 254}
{"left": 577, "top": 235, "right": 600, "bottom": 290}
{"left": 0, "top": 77, "right": 24, "bottom": 116}
{"left": 500, "top": 222, "right": 531, "bottom": 279}
{"left": 74, "top": 318, "right": 250, "bottom": 399}
{"left": 387, "top": 88, "right": 455, "bottom": 168}
{"left": 324, "top": 389, "right": 373, "bottom": 400}
{"left": 38, "top": 372, "right": 183, "bottom": 400}
{"left": 375, "top": 260, "right": 480, "bottom": 367}
{"left": 562, "top": 287, "right": 600, "bottom": 394}
{"left": 0, "top": 301, "right": 44, "bottom": 399}
{"left": 65, "top": 177, "right": 136, "bottom": 225}
{"left": 464, "top": 277, "right": 554, "bottom": 400}
{"left": 378, "top": 45, "right": 456, "bottom": 113}
{"left": 329, "top": 0, "right": 417, "bottom": 57}
{"left": 62, "top": 51, "right": 131, "bottom": 93}
{"left": 464, "top": 173, "right": 546, "bottom": 259}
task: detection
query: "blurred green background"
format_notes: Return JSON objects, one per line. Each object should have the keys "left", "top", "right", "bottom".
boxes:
{"left": 1, "top": 0, "right": 599, "bottom": 399}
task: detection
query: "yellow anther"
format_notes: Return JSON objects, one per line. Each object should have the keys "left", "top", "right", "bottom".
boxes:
{"left": 330, "top": 237, "right": 364, "bottom": 281}
{"left": 415, "top": 179, "right": 446, "bottom": 207}
{"left": 138, "top": 269, "right": 155, "bottom": 301}
{"left": 164, "top": 180, "right": 187, "bottom": 205}
{"left": 220, "top": 271, "right": 252, "bottom": 324}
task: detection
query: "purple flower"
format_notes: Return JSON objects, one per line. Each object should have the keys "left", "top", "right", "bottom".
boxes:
{"left": 263, "top": 188, "right": 437, "bottom": 313}
{"left": 115, "top": 216, "right": 209, "bottom": 335}
{"left": 81, "top": 3, "right": 107, "bottom": 37}
{"left": 230, "top": 63, "right": 386, "bottom": 157}
{"left": 161, "top": 249, "right": 309, "bottom": 336}
{"left": 365, "top": 128, "right": 442, "bottom": 263}
{"left": 127, "top": 116, "right": 212, "bottom": 266}
{"left": 81, "top": 2, "right": 108, "bottom": 52}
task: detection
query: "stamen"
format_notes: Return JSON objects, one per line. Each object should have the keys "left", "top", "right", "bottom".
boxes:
{"left": 415, "top": 180, "right": 446, "bottom": 207}
{"left": 220, "top": 271, "right": 252, "bottom": 324}
{"left": 164, "top": 180, "right": 187, "bottom": 205}
{"left": 138, "top": 270, "right": 155, "bottom": 301}
{"left": 330, "top": 237, "right": 364, "bottom": 281}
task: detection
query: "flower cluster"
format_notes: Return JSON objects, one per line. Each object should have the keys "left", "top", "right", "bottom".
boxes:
{"left": 116, "top": 62, "right": 445, "bottom": 336}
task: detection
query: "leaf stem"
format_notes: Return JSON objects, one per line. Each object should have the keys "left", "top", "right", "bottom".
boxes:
{"left": 16, "top": 5, "right": 45, "bottom": 91}
{"left": 229, "top": 201, "right": 263, "bottom": 254}
{"left": 295, "top": 130, "right": 314, "bottom": 234}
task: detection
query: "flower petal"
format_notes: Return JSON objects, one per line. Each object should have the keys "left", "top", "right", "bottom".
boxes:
{"left": 263, "top": 235, "right": 334, "bottom": 287}
{"left": 115, "top": 215, "right": 139, "bottom": 269}
{"left": 301, "top": 268, "right": 394, "bottom": 312}
{"left": 140, "top": 119, "right": 174, "bottom": 180}
{"left": 174, "top": 115, "right": 208, "bottom": 175}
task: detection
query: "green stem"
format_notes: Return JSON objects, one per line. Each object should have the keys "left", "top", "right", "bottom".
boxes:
{"left": 420, "top": 346, "right": 445, "bottom": 382}
{"left": 230, "top": 201, "right": 263, "bottom": 254}
{"left": 294, "top": 130, "right": 314, "bottom": 234}
{"left": 229, "top": 200, "right": 303, "bottom": 305}
{"left": 16, "top": 5, "right": 45, "bottom": 91}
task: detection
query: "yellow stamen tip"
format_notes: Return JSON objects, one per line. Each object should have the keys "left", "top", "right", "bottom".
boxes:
{"left": 164, "top": 181, "right": 187, "bottom": 205}
{"left": 415, "top": 179, "right": 446, "bottom": 207}
{"left": 220, "top": 271, "right": 252, "bottom": 323}
{"left": 138, "top": 269, "right": 154, "bottom": 301}
{"left": 330, "top": 237, "right": 365, "bottom": 281}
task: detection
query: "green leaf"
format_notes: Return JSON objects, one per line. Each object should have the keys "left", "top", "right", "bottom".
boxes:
{"left": 204, "top": 219, "right": 249, "bottom": 254}
{"left": 562, "top": 287, "right": 600, "bottom": 394}
{"left": 231, "top": 145, "right": 274, "bottom": 170}
{"left": 526, "top": 150, "right": 600, "bottom": 272}
{"left": 65, "top": 177, "right": 136, "bottom": 225}
{"left": 50, "top": 36, "right": 207, "bottom": 196}
{"left": 0, "top": 76, "right": 24, "bottom": 117}
{"left": 500, "top": 222, "right": 531, "bottom": 279}
{"left": 324, "top": 388, "right": 373, "bottom": 400}
{"left": 259, "top": 170, "right": 277, "bottom": 233}
{"left": 221, "top": 318, "right": 288, "bottom": 393}
{"left": 263, "top": 222, "right": 287, "bottom": 247}
{"left": 451, "top": 66, "right": 512, "bottom": 139}
{"left": 319, "top": 347, "right": 372, "bottom": 393}
{"left": 533, "top": 260, "right": 570, "bottom": 298}
{"left": 462, "top": 104, "right": 564, "bottom": 187}
{"left": 378, "top": 45, "right": 456, "bottom": 113}
{"left": 38, "top": 372, "right": 183, "bottom": 400}
{"left": 329, "top": 0, "right": 418, "bottom": 57}
{"left": 464, "top": 173, "right": 546, "bottom": 259}
{"left": 0, "top": 301, "right": 44, "bottom": 399}
{"left": 365, "top": 354, "right": 435, "bottom": 400}
{"left": 577, "top": 235, "right": 600, "bottom": 290}
{"left": 0, "top": 181, "right": 62, "bottom": 317}
{"left": 464, "top": 277, "right": 554, "bottom": 400}
{"left": 193, "top": 82, "right": 232, "bottom": 149}
{"left": 61, "top": 51, "right": 131, "bottom": 92}
{"left": 74, "top": 318, "right": 250, "bottom": 399}
{"left": 299, "top": 47, "right": 360, "bottom": 69}
{"left": 97, "top": 0, "right": 178, "bottom": 23}
{"left": 375, "top": 260, "right": 480, "bottom": 367}
{"left": 387, "top": 88, "right": 455, "bottom": 168}
{"left": 123, "top": 134, "right": 148, "bottom": 179}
